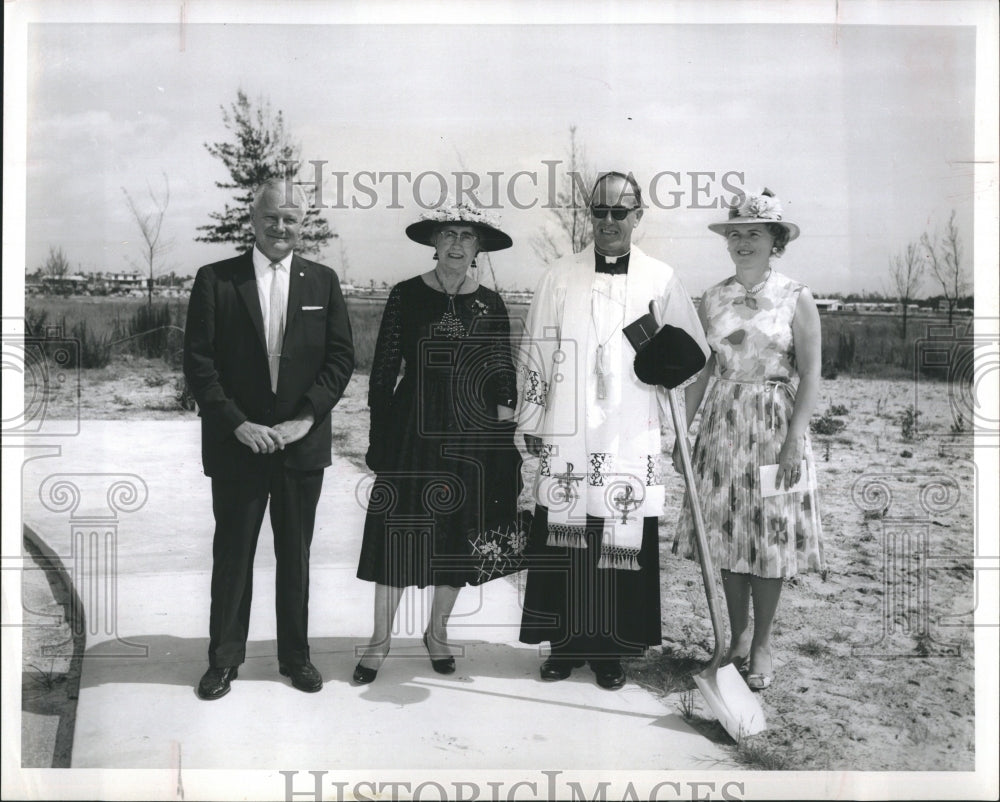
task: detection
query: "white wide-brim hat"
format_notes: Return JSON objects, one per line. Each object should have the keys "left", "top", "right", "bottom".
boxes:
{"left": 708, "top": 188, "right": 800, "bottom": 241}
{"left": 405, "top": 200, "right": 512, "bottom": 252}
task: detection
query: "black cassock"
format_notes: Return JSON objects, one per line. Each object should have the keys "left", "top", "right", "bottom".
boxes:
{"left": 518, "top": 505, "right": 662, "bottom": 659}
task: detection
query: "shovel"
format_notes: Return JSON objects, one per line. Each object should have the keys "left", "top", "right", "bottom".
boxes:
{"left": 660, "top": 387, "right": 767, "bottom": 740}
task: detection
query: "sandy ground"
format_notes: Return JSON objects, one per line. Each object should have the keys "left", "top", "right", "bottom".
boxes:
{"left": 656, "top": 378, "right": 977, "bottom": 770}
{"left": 29, "top": 362, "right": 977, "bottom": 770}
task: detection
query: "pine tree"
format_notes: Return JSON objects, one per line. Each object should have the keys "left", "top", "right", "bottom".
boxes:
{"left": 196, "top": 89, "right": 334, "bottom": 256}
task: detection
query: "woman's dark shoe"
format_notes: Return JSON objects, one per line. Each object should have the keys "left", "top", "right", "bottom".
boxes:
{"left": 352, "top": 646, "right": 389, "bottom": 684}
{"left": 352, "top": 662, "right": 378, "bottom": 684}
{"left": 422, "top": 632, "right": 456, "bottom": 675}
{"left": 197, "top": 666, "right": 238, "bottom": 700}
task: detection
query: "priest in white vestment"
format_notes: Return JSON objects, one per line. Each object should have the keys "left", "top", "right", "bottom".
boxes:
{"left": 516, "top": 172, "right": 709, "bottom": 689}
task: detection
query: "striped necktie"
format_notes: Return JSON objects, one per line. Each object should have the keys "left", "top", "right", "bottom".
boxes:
{"left": 267, "top": 262, "right": 284, "bottom": 393}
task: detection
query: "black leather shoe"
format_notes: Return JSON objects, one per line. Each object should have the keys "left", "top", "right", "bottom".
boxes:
{"left": 539, "top": 656, "right": 586, "bottom": 681}
{"left": 279, "top": 660, "right": 323, "bottom": 692}
{"left": 197, "top": 666, "right": 238, "bottom": 700}
{"left": 592, "top": 660, "right": 626, "bottom": 690}
{"left": 352, "top": 662, "right": 378, "bottom": 684}
{"left": 422, "top": 632, "right": 456, "bottom": 675}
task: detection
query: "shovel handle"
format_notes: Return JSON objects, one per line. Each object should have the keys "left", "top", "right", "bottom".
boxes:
{"left": 660, "top": 387, "right": 728, "bottom": 672}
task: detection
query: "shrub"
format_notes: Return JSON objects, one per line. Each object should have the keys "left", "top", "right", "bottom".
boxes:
{"left": 810, "top": 412, "right": 847, "bottom": 436}
{"left": 834, "top": 330, "right": 855, "bottom": 372}
{"left": 115, "top": 303, "right": 184, "bottom": 365}
{"left": 26, "top": 307, "right": 50, "bottom": 336}
{"left": 898, "top": 405, "right": 919, "bottom": 442}
{"left": 175, "top": 377, "right": 196, "bottom": 411}
{"left": 68, "top": 319, "right": 112, "bottom": 368}
{"left": 820, "top": 315, "right": 914, "bottom": 378}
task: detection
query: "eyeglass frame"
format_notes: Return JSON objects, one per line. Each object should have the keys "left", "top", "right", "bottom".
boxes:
{"left": 434, "top": 228, "right": 480, "bottom": 245}
{"left": 589, "top": 204, "right": 641, "bottom": 221}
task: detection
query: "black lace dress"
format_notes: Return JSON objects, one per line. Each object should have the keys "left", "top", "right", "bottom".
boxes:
{"left": 356, "top": 276, "right": 524, "bottom": 588}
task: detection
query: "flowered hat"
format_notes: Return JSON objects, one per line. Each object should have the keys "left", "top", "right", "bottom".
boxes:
{"left": 708, "top": 188, "right": 799, "bottom": 241}
{"left": 405, "top": 199, "right": 513, "bottom": 252}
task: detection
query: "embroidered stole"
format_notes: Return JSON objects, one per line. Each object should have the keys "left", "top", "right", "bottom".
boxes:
{"left": 518, "top": 249, "right": 674, "bottom": 570}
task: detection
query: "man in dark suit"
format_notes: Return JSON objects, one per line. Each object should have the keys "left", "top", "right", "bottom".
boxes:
{"left": 184, "top": 178, "right": 354, "bottom": 699}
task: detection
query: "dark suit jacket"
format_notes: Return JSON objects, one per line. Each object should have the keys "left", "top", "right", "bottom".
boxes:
{"left": 183, "top": 251, "right": 355, "bottom": 478}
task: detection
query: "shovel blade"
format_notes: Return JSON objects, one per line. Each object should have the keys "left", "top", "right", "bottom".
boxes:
{"left": 692, "top": 664, "right": 767, "bottom": 741}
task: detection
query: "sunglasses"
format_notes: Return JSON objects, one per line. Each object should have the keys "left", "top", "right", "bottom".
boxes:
{"left": 590, "top": 205, "right": 639, "bottom": 221}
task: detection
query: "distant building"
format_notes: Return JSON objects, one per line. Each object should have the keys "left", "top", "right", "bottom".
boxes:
{"left": 813, "top": 298, "right": 843, "bottom": 312}
{"left": 41, "top": 274, "right": 89, "bottom": 293}
{"left": 841, "top": 301, "right": 897, "bottom": 313}
{"left": 105, "top": 271, "right": 145, "bottom": 292}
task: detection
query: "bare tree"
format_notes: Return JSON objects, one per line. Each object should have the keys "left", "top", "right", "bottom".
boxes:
{"left": 123, "top": 173, "right": 173, "bottom": 307}
{"left": 921, "top": 210, "right": 967, "bottom": 326}
{"left": 41, "top": 245, "right": 71, "bottom": 280}
{"left": 531, "top": 227, "right": 565, "bottom": 266}
{"left": 531, "top": 125, "right": 598, "bottom": 263}
{"left": 888, "top": 241, "right": 924, "bottom": 338}
{"left": 451, "top": 145, "right": 501, "bottom": 290}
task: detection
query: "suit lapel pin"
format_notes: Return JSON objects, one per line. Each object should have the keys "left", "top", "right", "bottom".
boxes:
{"left": 299, "top": 272, "right": 304, "bottom": 277}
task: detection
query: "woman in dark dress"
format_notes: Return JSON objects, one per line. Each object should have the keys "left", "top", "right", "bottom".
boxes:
{"left": 353, "top": 202, "right": 524, "bottom": 683}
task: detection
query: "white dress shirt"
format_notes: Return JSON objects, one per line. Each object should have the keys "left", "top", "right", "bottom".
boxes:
{"left": 252, "top": 245, "right": 291, "bottom": 335}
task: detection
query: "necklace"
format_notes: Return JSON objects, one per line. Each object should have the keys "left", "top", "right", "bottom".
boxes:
{"left": 735, "top": 268, "right": 771, "bottom": 310}
{"left": 432, "top": 268, "right": 468, "bottom": 297}
{"left": 741, "top": 268, "right": 771, "bottom": 295}
{"left": 431, "top": 269, "right": 469, "bottom": 339}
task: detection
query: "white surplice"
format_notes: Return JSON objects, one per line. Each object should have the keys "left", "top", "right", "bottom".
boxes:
{"left": 516, "top": 246, "right": 709, "bottom": 569}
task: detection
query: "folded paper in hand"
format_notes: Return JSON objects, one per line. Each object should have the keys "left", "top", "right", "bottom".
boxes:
{"left": 759, "top": 461, "right": 810, "bottom": 497}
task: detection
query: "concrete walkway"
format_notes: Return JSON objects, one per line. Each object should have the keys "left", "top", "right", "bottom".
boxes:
{"left": 20, "top": 421, "right": 734, "bottom": 772}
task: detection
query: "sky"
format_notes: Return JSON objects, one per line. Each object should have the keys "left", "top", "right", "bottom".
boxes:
{"left": 18, "top": 17, "right": 980, "bottom": 297}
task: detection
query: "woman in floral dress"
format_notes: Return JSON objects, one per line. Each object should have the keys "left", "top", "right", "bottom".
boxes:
{"left": 353, "top": 202, "right": 523, "bottom": 683}
{"left": 674, "top": 189, "right": 824, "bottom": 691}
